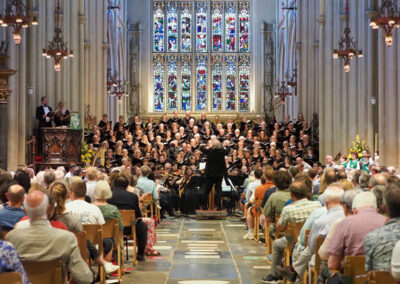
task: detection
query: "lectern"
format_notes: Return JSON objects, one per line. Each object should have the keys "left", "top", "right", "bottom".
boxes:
{"left": 40, "top": 127, "right": 82, "bottom": 167}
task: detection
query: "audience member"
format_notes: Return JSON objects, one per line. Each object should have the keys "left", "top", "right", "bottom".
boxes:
{"left": 6, "top": 190, "right": 93, "bottom": 283}
{"left": 0, "top": 185, "right": 25, "bottom": 231}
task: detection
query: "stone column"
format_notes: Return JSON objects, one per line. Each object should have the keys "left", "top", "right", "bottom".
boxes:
{"left": 0, "top": 48, "right": 16, "bottom": 170}
{"left": 127, "top": 23, "right": 142, "bottom": 118}
{"left": 262, "top": 22, "right": 274, "bottom": 118}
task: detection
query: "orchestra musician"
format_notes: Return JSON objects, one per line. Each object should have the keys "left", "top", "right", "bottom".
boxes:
{"left": 176, "top": 167, "right": 198, "bottom": 216}
{"left": 54, "top": 101, "right": 71, "bottom": 127}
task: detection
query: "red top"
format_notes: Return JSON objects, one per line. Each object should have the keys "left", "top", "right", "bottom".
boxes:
{"left": 19, "top": 216, "right": 67, "bottom": 230}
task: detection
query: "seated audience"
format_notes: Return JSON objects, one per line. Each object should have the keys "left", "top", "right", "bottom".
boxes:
{"left": 276, "top": 185, "right": 345, "bottom": 282}
{"left": 107, "top": 174, "right": 148, "bottom": 261}
{"left": 261, "top": 181, "right": 321, "bottom": 283}
{"left": 364, "top": 181, "right": 400, "bottom": 272}
{"left": 327, "top": 192, "right": 386, "bottom": 270}
{"left": 0, "top": 184, "right": 26, "bottom": 231}
{"left": 0, "top": 227, "right": 30, "bottom": 284}
{"left": 6, "top": 190, "right": 93, "bottom": 283}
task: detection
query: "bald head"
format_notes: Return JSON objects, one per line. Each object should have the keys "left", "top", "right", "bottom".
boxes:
{"left": 23, "top": 190, "right": 49, "bottom": 221}
{"left": 7, "top": 184, "right": 25, "bottom": 206}
{"left": 369, "top": 174, "right": 386, "bottom": 188}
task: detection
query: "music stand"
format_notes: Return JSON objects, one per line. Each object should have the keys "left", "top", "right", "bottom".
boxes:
{"left": 225, "top": 177, "right": 241, "bottom": 217}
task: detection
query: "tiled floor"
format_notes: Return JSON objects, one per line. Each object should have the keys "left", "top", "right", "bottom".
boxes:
{"left": 121, "top": 217, "right": 270, "bottom": 284}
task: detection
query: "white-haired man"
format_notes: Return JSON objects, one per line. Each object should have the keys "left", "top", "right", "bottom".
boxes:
{"left": 325, "top": 155, "right": 337, "bottom": 168}
{"left": 85, "top": 167, "right": 98, "bottom": 202}
{"left": 6, "top": 190, "right": 93, "bottom": 283}
{"left": 276, "top": 185, "right": 345, "bottom": 283}
{"left": 325, "top": 192, "right": 386, "bottom": 271}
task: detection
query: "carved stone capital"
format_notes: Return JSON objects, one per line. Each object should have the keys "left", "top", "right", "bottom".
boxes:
{"left": 0, "top": 89, "right": 11, "bottom": 104}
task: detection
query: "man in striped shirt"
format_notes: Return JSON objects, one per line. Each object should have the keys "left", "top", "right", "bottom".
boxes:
{"left": 261, "top": 181, "right": 321, "bottom": 283}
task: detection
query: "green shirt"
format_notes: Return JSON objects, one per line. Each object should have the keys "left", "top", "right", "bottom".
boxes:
{"left": 98, "top": 204, "right": 124, "bottom": 232}
{"left": 263, "top": 189, "right": 291, "bottom": 219}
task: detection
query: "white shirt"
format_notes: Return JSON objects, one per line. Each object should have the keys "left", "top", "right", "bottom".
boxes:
{"left": 86, "top": 181, "right": 97, "bottom": 202}
{"left": 247, "top": 179, "right": 262, "bottom": 202}
{"left": 43, "top": 105, "right": 50, "bottom": 122}
{"left": 66, "top": 200, "right": 105, "bottom": 225}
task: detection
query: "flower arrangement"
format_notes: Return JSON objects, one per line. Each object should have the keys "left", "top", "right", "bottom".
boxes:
{"left": 81, "top": 142, "right": 95, "bottom": 165}
{"left": 348, "top": 135, "right": 368, "bottom": 159}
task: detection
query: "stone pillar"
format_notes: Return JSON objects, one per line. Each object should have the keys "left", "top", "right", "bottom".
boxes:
{"left": 262, "top": 22, "right": 275, "bottom": 118}
{"left": 0, "top": 47, "right": 16, "bottom": 170}
{"left": 127, "top": 23, "right": 142, "bottom": 118}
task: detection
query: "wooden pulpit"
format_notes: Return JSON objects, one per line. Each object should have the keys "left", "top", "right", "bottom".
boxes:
{"left": 41, "top": 127, "right": 82, "bottom": 167}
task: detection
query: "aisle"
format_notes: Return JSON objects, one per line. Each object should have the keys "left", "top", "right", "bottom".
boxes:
{"left": 124, "top": 218, "right": 271, "bottom": 284}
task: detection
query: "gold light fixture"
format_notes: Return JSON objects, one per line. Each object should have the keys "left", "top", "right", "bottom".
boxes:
{"left": 0, "top": 0, "right": 38, "bottom": 45}
{"left": 369, "top": 0, "right": 400, "bottom": 47}
{"left": 333, "top": 0, "right": 363, "bottom": 73}
{"left": 42, "top": 0, "right": 73, "bottom": 72}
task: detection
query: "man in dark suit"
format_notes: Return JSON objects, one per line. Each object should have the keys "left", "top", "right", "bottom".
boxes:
{"left": 36, "top": 96, "right": 53, "bottom": 155}
{"left": 36, "top": 96, "right": 53, "bottom": 128}
{"left": 200, "top": 140, "right": 230, "bottom": 210}
{"left": 107, "top": 174, "right": 148, "bottom": 261}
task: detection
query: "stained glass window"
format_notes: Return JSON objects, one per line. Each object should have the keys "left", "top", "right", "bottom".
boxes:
{"left": 225, "top": 2, "right": 236, "bottom": 52}
{"left": 225, "top": 56, "right": 237, "bottom": 111}
{"left": 181, "top": 58, "right": 192, "bottom": 111}
{"left": 211, "top": 56, "right": 223, "bottom": 111}
{"left": 196, "top": 2, "right": 207, "bottom": 52}
{"left": 167, "top": 2, "right": 178, "bottom": 52}
{"left": 152, "top": 1, "right": 251, "bottom": 113}
{"left": 167, "top": 56, "right": 178, "bottom": 111}
{"left": 196, "top": 55, "right": 207, "bottom": 110}
{"left": 239, "top": 2, "right": 249, "bottom": 52}
{"left": 180, "top": 3, "right": 192, "bottom": 52}
{"left": 212, "top": 3, "right": 223, "bottom": 52}
{"left": 153, "top": 3, "right": 164, "bottom": 52}
{"left": 153, "top": 56, "right": 165, "bottom": 112}
{"left": 239, "top": 55, "right": 250, "bottom": 112}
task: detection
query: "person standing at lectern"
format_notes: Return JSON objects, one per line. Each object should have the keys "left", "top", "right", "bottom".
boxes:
{"left": 54, "top": 101, "right": 70, "bottom": 127}
{"left": 200, "top": 139, "right": 230, "bottom": 210}
{"left": 36, "top": 96, "right": 53, "bottom": 128}
{"left": 36, "top": 96, "right": 54, "bottom": 156}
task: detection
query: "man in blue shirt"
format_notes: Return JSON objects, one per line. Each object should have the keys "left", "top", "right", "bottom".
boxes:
{"left": 137, "top": 165, "right": 158, "bottom": 201}
{"left": 0, "top": 184, "right": 26, "bottom": 231}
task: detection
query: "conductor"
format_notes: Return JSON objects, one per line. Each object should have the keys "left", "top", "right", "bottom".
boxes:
{"left": 200, "top": 139, "right": 230, "bottom": 210}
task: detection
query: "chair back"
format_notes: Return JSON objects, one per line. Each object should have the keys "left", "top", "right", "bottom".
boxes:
{"left": 22, "top": 260, "right": 63, "bottom": 284}
{"left": 368, "top": 270, "right": 396, "bottom": 284}
{"left": 285, "top": 222, "right": 304, "bottom": 251}
{"left": 82, "top": 224, "right": 103, "bottom": 253}
{"left": 119, "top": 210, "right": 136, "bottom": 228}
{"left": 102, "top": 219, "right": 119, "bottom": 239}
{"left": 314, "top": 236, "right": 326, "bottom": 275}
{"left": 343, "top": 256, "right": 367, "bottom": 284}
{"left": 102, "top": 219, "right": 121, "bottom": 282}
{"left": 304, "top": 229, "right": 310, "bottom": 247}
{"left": 73, "top": 231, "right": 88, "bottom": 264}
{"left": 0, "top": 272, "right": 22, "bottom": 284}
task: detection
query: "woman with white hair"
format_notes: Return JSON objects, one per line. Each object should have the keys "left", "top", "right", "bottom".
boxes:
{"left": 92, "top": 181, "right": 124, "bottom": 231}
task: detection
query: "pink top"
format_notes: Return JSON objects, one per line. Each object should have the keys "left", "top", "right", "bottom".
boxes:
{"left": 327, "top": 208, "right": 386, "bottom": 258}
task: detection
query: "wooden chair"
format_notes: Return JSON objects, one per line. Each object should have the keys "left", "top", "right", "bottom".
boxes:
{"left": 343, "top": 256, "right": 367, "bottom": 284}
{"left": 368, "top": 270, "right": 396, "bottom": 284}
{"left": 309, "top": 235, "right": 326, "bottom": 284}
{"left": 265, "top": 214, "right": 281, "bottom": 263}
{"left": 252, "top": 206, "right": 262, "bottom": 241}
{"left": 0, "top": 272, "right": 22, "bottom": 284}
{"left": 83, "top": 224, "right": 105, "bottom": 284}
{"left": 302, "top": 229, "right": 311, "bottom": 284}
{"left": 73, "top": 231, "right": 89, "bottom": 265}
{"left": 119, "top": 209, "right": 138, "bottom": 266}
{"left": 142, "top": 194, "right": 154, "bottom": 218}
{"left": 22, "top": 260, "right": 63, "bottom": 284}
{"left": 282, "top": 222, "right": 304, "bottom": 284}
{"left": 102, "top": 219, "right": 122, "bottom": 283}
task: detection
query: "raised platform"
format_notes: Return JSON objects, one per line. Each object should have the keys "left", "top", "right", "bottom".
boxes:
{"left": 196, "top": 210, "right": 227, "bottom": 220}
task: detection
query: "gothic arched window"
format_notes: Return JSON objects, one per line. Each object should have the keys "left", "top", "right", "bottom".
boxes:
{"left": 152, "top": 0, "right": 250, "bottom": 113}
